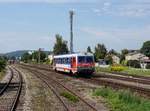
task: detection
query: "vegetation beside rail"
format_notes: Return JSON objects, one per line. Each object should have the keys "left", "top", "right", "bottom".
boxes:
{"left": 0, "top": 57, "right": 6, "bottom": 72}
{"left": 92, "top": 87, "right": 150, "bottom": 111}
{"left": 0, "top": 57, "right": 6, "bottom": 80}
{"left": 60, "top": 91, "right": 79, "bottom": 103}
{"left": 96, "top": 66, "right": 150, "bottom": 76}
{"left": 0, "top": 70, "right": 6, "bottom": 80}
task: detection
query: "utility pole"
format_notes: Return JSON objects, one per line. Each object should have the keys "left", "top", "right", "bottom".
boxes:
{"left": 69, "top": 10, "right": 74, "bottom": 54}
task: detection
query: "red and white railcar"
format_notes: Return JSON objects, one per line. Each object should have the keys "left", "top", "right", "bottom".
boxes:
{"left": 53, "top": 53, "right": 95, "bottom": 75}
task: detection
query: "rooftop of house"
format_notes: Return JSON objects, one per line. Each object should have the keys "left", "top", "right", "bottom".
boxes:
{"left": 126, "top": 52, "right": 144, "bottom": 56}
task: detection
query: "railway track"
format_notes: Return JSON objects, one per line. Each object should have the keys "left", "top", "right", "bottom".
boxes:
{"left": 80, "top": 77, "right": 150, "bottom": 97}
{"left": 21, "top": 63, "right": 150, "bottom": 85}
{"left": 96, "top": 71, "right": 150, "bottom": 80}
{"left": 0, "top": 68, "right": 13, "bottom": 96}
{"left": 20, "top": 64, "right": 150, "bottom": 98}
{"left": 0, "top": 66, "right": 23, "bottom": 111}
{"left": 93, "top": 73, "right": 150, "bottom": 85}
{"left": 20, "top": 65, "right": 99, "bottom": 111}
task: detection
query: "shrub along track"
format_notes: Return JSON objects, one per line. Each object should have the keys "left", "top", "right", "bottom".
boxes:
{"left": 0, "top": 66, "right": 23, "bottom": 111}
{"left": 19, "top": 65, "right": 99, "bottom": 111}
{"left": 20, "top": 64, "right": 150, "bottom": 98}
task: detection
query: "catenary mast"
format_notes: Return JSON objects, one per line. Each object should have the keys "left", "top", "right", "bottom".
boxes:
{"left": 69, "top": 10, "right": 74, "bottom": 53}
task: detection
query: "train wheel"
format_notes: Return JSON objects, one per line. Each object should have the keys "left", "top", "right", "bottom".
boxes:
{"left": 73, "top": 72, "right": 78, "bottom": 77}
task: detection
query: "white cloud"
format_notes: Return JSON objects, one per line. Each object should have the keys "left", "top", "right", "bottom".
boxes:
{"left": 104, "top": 2, "right": 111, "bottom": 7}
{"left": 91, "top": 1, "right": 150, "bottom": 17}
{"left": 93, "top": 9, "right": 100, "bottom": 13}
{"left": 81, "top": 27, "right": 105, "bottom": 37}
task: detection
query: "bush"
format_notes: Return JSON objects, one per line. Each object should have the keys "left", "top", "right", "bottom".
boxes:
{"left": 146, "top": 64, "right": 150, "bottom": 69}
{"left": 111, "top": 65, "right": 125, "bottom": 72}
{"left": 60, "top": 92, "right": 79, "bottom": 103}
{"left": 0, "top": 58, "right": 6, "bottom": 72}
{"left": 93, "top": 87, "right": 150, "bottom": 111}
{"left": 127, "top": 60, "right": 141, "bottom": 68}
{"left": 121, "top": 60, "right": 128, "bottom": 66}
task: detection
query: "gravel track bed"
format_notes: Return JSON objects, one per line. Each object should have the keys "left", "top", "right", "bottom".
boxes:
{"left": 16, "top": 65, "right": 67, "bottom": 111}
{"left": 0, "top": 66, "right": 25, "bottom": 111}
{"left": 95, "top": 77, "right": 150, "bottom": 89}
{"left": 19, "top": 65, "right": 109, "bottom": 111}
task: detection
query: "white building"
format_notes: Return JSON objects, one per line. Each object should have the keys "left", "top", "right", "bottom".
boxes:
{"left": 112, "top": 55, "right": 120, "bottom": 64}
{"left": 125, "top": 52, "right": 149, "bottom": 69}
{"left": 125, "top": 52, "right": 149, "bottom": 61}
{"left": 48, "top": 54, "right": 54, "bottom": 64}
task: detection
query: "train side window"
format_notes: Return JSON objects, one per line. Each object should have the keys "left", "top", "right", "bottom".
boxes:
{"left": 66, "top": 58, "right": 69, "bottom": 64}
{"left": 58, "top": 59, "right": 59, "bottom": 64}
{"left": 64, "top": 58, "right": 67, "bottom": 64}
{"left": 61, "top": 58, "right": 63, "bottom": 64}
{"left": 59, "top": 58, "right": 61, "bottom": 64}
{"left": 65, "top": 58, "right": 67, "bottom": 64}
{"left": 64, "top": 58, "right": 66, "bottom": 64}
{"left": 61, "top": 58, "right": 62, "bottom": 64}
{"left": 62, "top": 58, "right": 64, "bottom": 64}
{"left": 68, "top": 58, "right": 71, "bottom": 64}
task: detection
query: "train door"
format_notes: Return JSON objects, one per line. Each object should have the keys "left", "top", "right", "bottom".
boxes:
{"left": 71, "top": 57, "right": 76, "bottom": 68}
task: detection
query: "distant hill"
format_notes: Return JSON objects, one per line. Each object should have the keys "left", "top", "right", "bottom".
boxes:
{"left": 0, "top": 53, "right": 4, "bottom": 56}
{"left": 4, "top": 50, "right": 51, "bottom": 59}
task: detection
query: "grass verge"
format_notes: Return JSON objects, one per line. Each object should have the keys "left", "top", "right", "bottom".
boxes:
{"left": 96, "top": 67, "right": 150, "bottom": 77}
{"left": 60, "top": 91, "right": 79, "bottom": 103}
{"left": 0, "top": 70, "right": 6, "bottom": 80}
{"left": 92, "top": 87, "right": 150, "bottom": 111}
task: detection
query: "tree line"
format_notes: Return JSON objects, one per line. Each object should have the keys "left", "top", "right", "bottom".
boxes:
{"left": 21, "top": 34, "right": 150, "bottom": 66}
{"left": 0, "top": 56, "right": 7, "bottom": 72}
{"left": 21, "top": 51, "right": 47, "bottom": 63}
{"left": 86, "top": 40, "right": 150, "bottom": 67}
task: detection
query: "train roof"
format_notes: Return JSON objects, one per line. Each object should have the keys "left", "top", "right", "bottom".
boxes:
{"left": 54, "top": 52, "right": 93, "bottom": 58}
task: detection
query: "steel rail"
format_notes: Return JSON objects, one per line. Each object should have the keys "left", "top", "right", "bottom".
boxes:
{"left": 29, "top": 69, "right": 71, "bottom": 111}
{"left": 10, "top": 67, "right": 23, "bottom": 111}
{"left": 0, "top": 67, "right": 13, "bottom": 96}
{"left": 96, "top": 71, "right": 150, "bottom": 80}
{"left": 22, "top": 66, "right": 98, "bottom": 111}
{"left": 21, "top": 64, "right": 150, "bottom": 98}
{"left": 93, "top": 74, "right": 150, "bottom": 85}
{"left": 81, "top": 77, "right": 150, "bottom": 97}
{"left": 20, "top": 64, "right": 150, "bottom": 85}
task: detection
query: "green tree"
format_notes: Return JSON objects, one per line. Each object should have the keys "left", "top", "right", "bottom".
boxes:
{"left": 120, "top": 49, "right": 129, "bottom": 63}
{"left": 121, "top": 49, "right": 129, "bottom": 55}
{"left": 32, "top": 51, "right": 47, "bottom": 63}
{"left": 104, "top": 55, "right": 113, "bottom": 65}
{"left": 21, "top": 53, "right": 31, "bottom": 63}
{"left": 94, "top": 44, "right": 107, "bottom": 61}
{"left": 53, "top": 34, "right": 69, "bottom": 55}
{"left": 0, "top": 57, "right": 6, "bottom": 71}
{"left": 141, "top": 41, "right": 150, "bottom": 57}
{"left": 87, "top": 46, "right": 92, "bottom": 53}
{"left": 108, "top": 49, "right": 118, "bottom": 55}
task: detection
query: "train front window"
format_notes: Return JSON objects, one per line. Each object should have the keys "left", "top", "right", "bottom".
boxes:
{"left": 86, "top": 56, "right": 94, "bottom": 63}
{"left": 78, "top": 56, "right": 85, "bottom": 63}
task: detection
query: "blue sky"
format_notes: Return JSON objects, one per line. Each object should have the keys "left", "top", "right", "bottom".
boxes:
{"left": 0, "top": 0, "right": 150, "bottom": 53}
